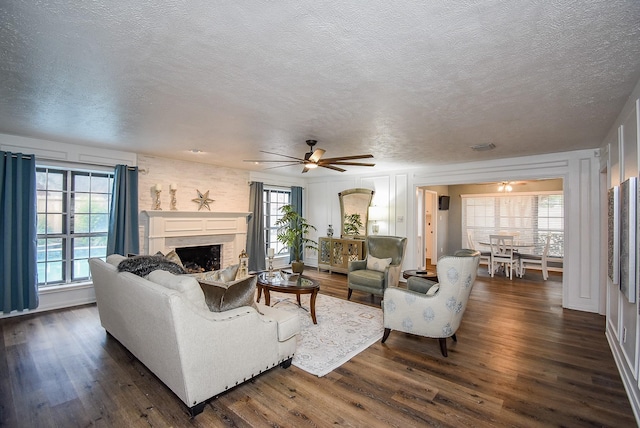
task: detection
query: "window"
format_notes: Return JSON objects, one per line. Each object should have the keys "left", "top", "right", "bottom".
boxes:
{"left": 263, "top": 187, "right": 291, "bottom": 256}
{"left": 36, "top": 167, "right": 113, "bottom": 287}
{"left": 463, "top": 192, "right": 564, "bottom": 257}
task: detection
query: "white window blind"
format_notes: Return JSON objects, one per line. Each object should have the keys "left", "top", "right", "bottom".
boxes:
{"left": 462, "top": 192, "right": 564, "bottom": 257}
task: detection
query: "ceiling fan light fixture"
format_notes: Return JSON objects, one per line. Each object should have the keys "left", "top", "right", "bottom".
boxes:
{"left": 498, "top": 181, "right": 513, "bottom": 192}
{"left": 471, "top": 143, "right": 496, "bottom": 152}
{"left": 305, "top": 162, "right": 318, "bottom": 169}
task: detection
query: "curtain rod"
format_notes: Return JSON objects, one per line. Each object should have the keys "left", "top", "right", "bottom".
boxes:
{"left": 3, "top": 153, "right": 32, "bottom": 159}
{"left": 133, "top": 167, "right": 149, "bottom": 175}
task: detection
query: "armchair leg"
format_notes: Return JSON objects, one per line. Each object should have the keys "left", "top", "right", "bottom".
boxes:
{"left": 438, "top": 338, "right": 448, "bottom": 357}
{"left": 381, "top": 328, "right": 391, "bottom": 343}
{"left": 452, "top": 333, "right": 457, "bottom": 342}
{"left": 347, "top": 288, "right": 353, "bottom": 300}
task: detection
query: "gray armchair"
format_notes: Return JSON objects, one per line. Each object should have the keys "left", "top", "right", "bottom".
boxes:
{"left": 382, "top": 250, "right": 480, "bottom": 357}
{"left": 347, "top": 235, "right": 407, "bottom": 300}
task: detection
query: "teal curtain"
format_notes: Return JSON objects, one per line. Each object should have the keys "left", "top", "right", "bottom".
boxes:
{"left": 247, "top": 182, "right": 265, "bottom": 271}
{"left": 290, "top": 186, "right": 303, "bottom": 263}
{"left": 107, "top": 165, "right": 139, "bottom": 256}
{"left": 0, "top": 151, "right": 38, "bottom": 313}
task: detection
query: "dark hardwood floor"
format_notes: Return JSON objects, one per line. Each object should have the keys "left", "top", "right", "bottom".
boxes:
{"left": 1, "top": 268, "right": 635, "bottom": 427}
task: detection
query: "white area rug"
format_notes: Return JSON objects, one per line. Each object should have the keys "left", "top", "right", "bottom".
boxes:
{"left": 268, "top": 292, "right": 383, "bottom": 377}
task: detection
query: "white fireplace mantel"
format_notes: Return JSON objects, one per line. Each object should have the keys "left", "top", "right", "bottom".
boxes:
{"left": 140, "top": 210, "right": 251, "bottom": 257}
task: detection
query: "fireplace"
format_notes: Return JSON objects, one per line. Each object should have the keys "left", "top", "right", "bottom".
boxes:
{"left": 175, "top": 245, "right": 221, "bottom": 273}
{"left": 140, "top": 210, "right": 251, "bottom": 271}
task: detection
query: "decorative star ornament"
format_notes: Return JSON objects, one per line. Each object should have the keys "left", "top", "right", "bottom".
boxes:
{"left": 192, "top": 189, "right": 214, "bottom": 211}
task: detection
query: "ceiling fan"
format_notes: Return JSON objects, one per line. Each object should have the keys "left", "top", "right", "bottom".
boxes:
{"left": 244, "top": 140, "right": 375, "bottom": 173}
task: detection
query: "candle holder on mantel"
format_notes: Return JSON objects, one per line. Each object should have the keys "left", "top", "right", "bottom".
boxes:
{"left": 169, "top": 185, "right": 177, "bottom": 211}
{"left": 153, "top": 184, "right": 162, "bottom": 210}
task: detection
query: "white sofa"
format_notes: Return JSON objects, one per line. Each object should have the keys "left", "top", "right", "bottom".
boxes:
{"left": 88, "top": 255, "right": 300, "bottom": 417}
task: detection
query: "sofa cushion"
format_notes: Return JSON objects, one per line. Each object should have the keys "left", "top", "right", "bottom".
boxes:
{"left": 366, "top": 255, "right": 392, "bottom": 272}
{"left": 117, "top": 255, "right": 186, "bottom": 277}
{"left": 258, "top": 304, "right": 300, "bottom": 341}
{"left": 198, "top": 275, "right": 257, "bottom": 312}
{"left": 147, "top": 270, "right": 208, "bottom": 311}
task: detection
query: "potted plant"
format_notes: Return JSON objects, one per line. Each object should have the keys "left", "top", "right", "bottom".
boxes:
{"left": 343, "top": 213, "right": 364, "bottom": 237}
{"left": 275, "top": 204, "right": 318, "bottom": 273}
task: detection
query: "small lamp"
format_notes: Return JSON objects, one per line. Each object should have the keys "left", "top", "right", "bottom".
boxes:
{"left": 238, "top": 249, "right": 249, "bottom": 278}
{"left": 368, "top": 206, "right": 383, "bottom": 235}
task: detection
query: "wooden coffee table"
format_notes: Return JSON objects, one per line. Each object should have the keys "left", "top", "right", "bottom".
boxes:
{"left": 256, "top": 272, "right": 320, "bottom": 324}
{"left": 402, "top": 269, "right": 438, "bottom": 281}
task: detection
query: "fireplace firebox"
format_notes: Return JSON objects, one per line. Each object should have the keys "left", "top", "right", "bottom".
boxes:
{"left": 175, "top": 245, "right": 221, "bottom": 273}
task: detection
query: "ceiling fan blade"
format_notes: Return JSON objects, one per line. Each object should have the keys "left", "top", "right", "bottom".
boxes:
{"left": 309, "top": 149, "right": 325, "bottom": 163}
{"left": 302, "top": 166, "right": 310, "bottom": 173}
{"left": 262, "top": 163, "right": 303, "bottom": 170}
{"left": 319, "top": 164, "right": 346, "bottom": 172}
{"left": 324, "top": 161, "right": 376, "bottom": 167}
{"left": 258, "top": 150, "right": 305, "bottom": 161}
{"left": 244, "top": 159, "right": 304, "bottom": 163}
{"left": 318, "top": 154, "right": 374, "bottom": 163}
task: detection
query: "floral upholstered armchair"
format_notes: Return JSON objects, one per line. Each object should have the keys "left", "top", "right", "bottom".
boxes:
{"left": 381, "top": 250, "right": 480, "bottom": 357}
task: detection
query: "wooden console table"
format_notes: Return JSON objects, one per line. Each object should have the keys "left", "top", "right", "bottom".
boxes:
{"left": 317, "top": 237, "right": 365, "bottom": 274}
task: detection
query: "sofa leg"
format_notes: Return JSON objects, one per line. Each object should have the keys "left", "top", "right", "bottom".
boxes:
{"left": 438, "top": 338, "right": 448, "bottom": 357}
{"left": 188, "top": 402, "right": 206, "bottom": 418}
{"left": 381, "top": 328, "right": 391, "bottom": 343}
{"left": 280, "top": 357, "right": 293, "bottom": 369}
{"left": 347, "top": 288, "right": 353, "bottom": 300}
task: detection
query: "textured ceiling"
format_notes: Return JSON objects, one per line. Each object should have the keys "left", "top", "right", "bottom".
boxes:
{"left": 1, "top": 1, "right": 639, "bottom": 176}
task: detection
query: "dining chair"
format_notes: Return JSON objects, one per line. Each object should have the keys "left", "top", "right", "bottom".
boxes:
{"left": 489, "top": 235, "right": 519, "bottom": 279}
{"left": 467, "top": 231, "right": 491, "bottom": 271}
{"left": 519, "top": 234, "right": 551, "bottom": 280}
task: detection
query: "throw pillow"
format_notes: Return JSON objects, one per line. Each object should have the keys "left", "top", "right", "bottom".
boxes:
{"left": 218, "top": 264, "right": 239, "bottom": 282}
{"left": 117, "top": 255, "right": 186, "bottom": 277}
{"left": 164, "top": 250, "right": 184, "bottom": 268}
{"left": 198, "top": 275, "right": 258, "bottom": 312}
{"left": 366, "top": 255, "right": 393, "bottom": 272}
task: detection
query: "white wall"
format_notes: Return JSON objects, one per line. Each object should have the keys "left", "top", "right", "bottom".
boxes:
{"left": 602, "top": 76, "right": 640, "bottom": 424}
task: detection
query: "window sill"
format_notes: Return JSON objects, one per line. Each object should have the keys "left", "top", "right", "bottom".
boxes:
{"left": 38, "top": 281, "right": 94, "bottom": 295}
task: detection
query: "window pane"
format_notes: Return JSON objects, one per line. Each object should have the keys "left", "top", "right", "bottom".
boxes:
{"left": 73, "top": 259, "right": 90, "bottom": 280}
{"left": 47, "top": 238, "right": 64, "bottom": 261}
{"left": 74, "top": 214, "right": 90, "bottom": 233}
{"left": 37, "top": 190, "right": 47, "bottom": 211}
{"left": 74, "top": 237, "right": 90, "bottom": 259}
{"left": 47, "top": 214, "right": 64, "bottom": 234}
{"left": 91, "top": 193, "right": 110, "bottom": 213}
{"left": 92, "top": 214, "right": 109, "bottom": 233}
{"left": 47, "top": 191, "right": 64, "bottom": 212}
{"left": 48, "top": 172, "right": 64, "bottom": 191}
{"left": 36, "top": 171, "right": 47, "bottom": 190}
{"left": 74, "top": 174, "right": 91, "bottom": 192}
{"left": 37, "top": 214, "right": 47, "bottom": 234}
{"left": 74, "top": 192, "right": 90, "bottom": 213}
{"left": 91, "top": 175, "right": 111, "bottom": 193}
{"left": 46, "top": 261, "right": 64, "bottom": 283}
{"left": 37, "top": 239, "right": 47, "bottom": 261}
{"left": 37, "top": 262, "right": 46, "bottom": 284}
{"left": 90, "top": 236, "right": 108, "bottom": 258}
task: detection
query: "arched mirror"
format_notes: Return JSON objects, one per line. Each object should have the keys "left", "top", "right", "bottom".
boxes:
{"left": 339, "top": 188, "right": 374, "bottom": 239}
